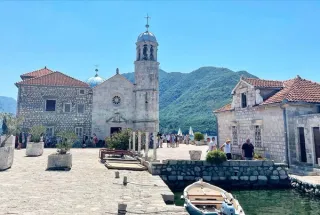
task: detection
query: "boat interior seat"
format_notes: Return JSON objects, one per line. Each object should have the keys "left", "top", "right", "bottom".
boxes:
{"left": 190, "top": 200, "right": 223, "bottom": 205}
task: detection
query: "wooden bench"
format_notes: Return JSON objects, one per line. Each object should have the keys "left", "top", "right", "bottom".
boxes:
{"left": 191, "top": 200, "right": 223, "bottom": 205}
{"left": 99, "top": 149, "right": 134, "bottom": 160}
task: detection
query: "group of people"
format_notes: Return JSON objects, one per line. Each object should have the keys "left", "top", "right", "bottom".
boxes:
{"left": 207, "top": 137, "right": 255, "bottom": 160}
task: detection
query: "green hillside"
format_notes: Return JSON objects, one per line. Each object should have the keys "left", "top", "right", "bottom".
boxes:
{"left": 123, "top": 66, "right": 257, "bottom": 135}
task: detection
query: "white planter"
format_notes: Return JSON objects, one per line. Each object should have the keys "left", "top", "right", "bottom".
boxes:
{"left": 47, "top": 153, "right": 72, "bottom": 170}
{"left": 0, "top": 146, "right": 14, "bottom": 171}
{"left": 189, "top": 150, "right": 202, "bottom": 161}
{"left": 26, "top": 142, "right": 44, "bottom": 157}
{"left": 1, "top": 135, "right": 15, "bottom": 148}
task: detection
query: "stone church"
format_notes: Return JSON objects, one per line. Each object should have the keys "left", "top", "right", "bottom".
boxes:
{"left": 16, "top": 23, "right": 160, "bottom": 141}
{"left": 214, "top": 76, "right": 320, "bottom": 165}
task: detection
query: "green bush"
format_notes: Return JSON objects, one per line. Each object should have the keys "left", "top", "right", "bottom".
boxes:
{"left": 194, "top": 132, "right": 204, "bottom": 141}
{"left": 30, "top": 125, "right": 46, "bottom": 143}
{"left": 106, "top": 129, "right": 131, "bottom": 150}
{"left": 206, "top": 150, "right": 227, "bottom": 164}
{"left": 56, "top": 131, "right": 77, "bottom": 154}
{"left": 254, "top": 153, "right": 264, "bottom": 160}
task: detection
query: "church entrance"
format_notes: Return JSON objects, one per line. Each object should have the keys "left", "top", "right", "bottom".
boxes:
{"left": 111, "top": 127, "right": 122, "bottom": 135}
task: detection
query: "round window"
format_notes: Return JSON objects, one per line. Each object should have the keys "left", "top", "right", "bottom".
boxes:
{"left": 112, "top": 96, "right": 121, "bottom": 105}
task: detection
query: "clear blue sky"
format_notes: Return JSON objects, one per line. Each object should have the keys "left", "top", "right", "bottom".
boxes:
{"left": 1, "top": 1, "right": 319, "bottom": 99}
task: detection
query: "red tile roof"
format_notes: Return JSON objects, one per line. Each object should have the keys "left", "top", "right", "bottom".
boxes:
{"left": 263, "top": 76, "right": 320, "bottom": 104}
{"left": 243, "top": 77, "right": 283, "bottom": 88}
{"left": 215, "top": 76, "right": 320, "bottom": 112}
{"left": 16, "top": 72, "right": 89, "bottom": 87}
{"left": 214, "top": 103, "right": 233, "bottom": 113}
{"left": 20, "top": 67, "right": 54, "bottom": 79}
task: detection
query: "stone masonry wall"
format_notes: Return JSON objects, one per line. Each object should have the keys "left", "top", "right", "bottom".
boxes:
{"left": 291, "top": 112, "right": 320, "bottom": 165}
{"left": 216, "top": 105, "right": 286, "bottom": 162}
{"left": 17, "top": 85, "right": 92, "bottom": 137}
{"left": 148, "top": 160, "right": 289, "bottom": 191}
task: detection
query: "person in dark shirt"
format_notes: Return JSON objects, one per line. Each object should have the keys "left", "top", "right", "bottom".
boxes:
{"left": 242, "top": 139, "right": 254, "bottom": 160}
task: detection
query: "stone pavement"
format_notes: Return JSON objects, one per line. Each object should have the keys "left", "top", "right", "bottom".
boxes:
{"left": 290, "top": 175, "right": 320, "bottom": 185}
{"left": 0, "top": 149, "right": 188, "bottom": 215}
{"left": 145, "top": 143, "right": 208, "bottom": 161}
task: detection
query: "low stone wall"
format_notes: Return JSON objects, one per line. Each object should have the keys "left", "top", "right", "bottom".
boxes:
{"left": 145, "top": 160, "right": 290, "bottom": 191}
{"left": 290, "top": 176, "right": 320, "bottom": 197}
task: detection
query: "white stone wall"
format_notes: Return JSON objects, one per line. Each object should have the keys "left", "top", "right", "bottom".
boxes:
{"left": 232, "top": 81, "right": 257, "bottom": 109}
{"left": 216, "top": 105, "right": 286, "bottom": 162}
{"left": 92, "top": 75, "right": 134, "bottom": 140}
{"left": 17, "top": 85, "right": 92, "bottom": 136}
{"left": 292, "top": 113, "right": 320, "bottom": 165}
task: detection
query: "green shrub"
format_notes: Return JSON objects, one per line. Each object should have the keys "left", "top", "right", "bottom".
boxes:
{"left": 106, "top": 129, "right": 132, "bottom": 150}
{"left": 254, "top": 153, "right": 264, "bottom": 160}
{"left": 30, "top": 125, "right": 46, "bottom": 143}
{"left": 194, "top": 132, "right": 204, "bottom": 141}
{"left": 206, "top": 150, "right": 227, "bottom": 164}
{"left": 56, "top": 131, "right": 78, "bottom": 154}
{"left": 0, "top": 113, "right": 24, "bottom": 147}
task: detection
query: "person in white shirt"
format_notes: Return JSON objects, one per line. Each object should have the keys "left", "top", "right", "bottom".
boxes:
{"left": 220, "top": 138, "right": 232, "bottom": 160}
{"left": 207, "top": 137, "right": 217, "bottom": 152}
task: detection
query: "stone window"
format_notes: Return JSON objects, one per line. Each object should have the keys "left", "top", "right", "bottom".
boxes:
{"left": 254, "top": 125, "right": 262, "bottom": 147}
{"left": 46, "top": 127, "right": 54, "bottom": 137}
{"left": 241, "top": 93, "right": 247, "bottom": 108}
{"left": 75, "top": 127, "right": 83, "bottom": 137}
{"left": 231, "top": 126, "right": 238, "bottom": 145}
{"left": 79, "top": 89, "right": 85, "bottom": 95}
{"left": 45, "top": 100, "right": 56, "bottom": 112}
{"left": 64, "top": 103, "right": 71, "bottom": 113}
{"left": 77, "top": 104, "right": 85, "bottom": 114}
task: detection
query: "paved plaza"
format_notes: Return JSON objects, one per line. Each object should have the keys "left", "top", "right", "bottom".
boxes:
{"left": 0, "top": 147, "right": 198, "bottom": 215}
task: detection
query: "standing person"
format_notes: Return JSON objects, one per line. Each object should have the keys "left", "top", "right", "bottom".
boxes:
{"left": 166, "top": 134, "right": 171, "bottom": 148}
{"left": 93, "top": 133, "right": 98, "bottom": 148}
{"left": 242, "top": 138, "right": 254, "bottom": 160}
{"left": 207, "top": 137, "right": 217, "bottom": 152}
{"left": 175, "top": 134, "right": 179, "bottom": 147}
{"left": 220, "top": 138, "right": 232, "bottom": 160}
{"left": 186, "top": 134, "right": 190, "bottom": 145}
{"left": 171, "top": 134, "right": 175, "bottom": 148}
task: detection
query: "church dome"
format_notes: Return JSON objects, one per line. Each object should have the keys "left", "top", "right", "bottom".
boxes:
{"left": 137, "top": 31, "right": 157, "bottom": 43}
{"left": 87, "top": 69, "right": 105, "bottom": 88}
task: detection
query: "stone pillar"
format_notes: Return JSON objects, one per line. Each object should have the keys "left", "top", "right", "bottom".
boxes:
{"left": 132, "top": 132, "right": 136, "bottom": 152}
{"left": 153, "top": 132, "right": 157, "bottom": 161}
{"left": 138, "top": 131, "right": 141, "bottom": 154}
{"left": 145, "top": 131, "right": 149, "bottom": 159}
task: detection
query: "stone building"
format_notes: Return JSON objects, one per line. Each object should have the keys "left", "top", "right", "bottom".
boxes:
{"left": 214, "top": 76, "right": 320, "bottom": 165}
{"left": 16, "top": 22, "right": 160, "bottom": 141}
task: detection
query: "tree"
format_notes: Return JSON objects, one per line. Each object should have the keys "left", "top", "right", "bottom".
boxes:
{"left": 1, "top": 116, "right": 8, "bottom": 135}
{"left": 56, "top": 131, "right": 77, "bottom": 154}
{"left": 0, "top": 113, "right": 24, "bottom": 147}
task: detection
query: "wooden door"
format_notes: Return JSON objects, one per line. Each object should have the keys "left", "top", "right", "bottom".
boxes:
{"left": 298, "top": 127, "right": 307, "bottom": 162}
{"left": 313, "top": 127, "right": 320, "bottom": 164}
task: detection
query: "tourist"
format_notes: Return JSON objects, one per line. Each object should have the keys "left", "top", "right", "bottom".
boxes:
{"left": 93, "top": 133, "right": 98, "bottom": 148}
{"left": 220, "top": 138, "right": 232, "bottom": 160}
{"left": 175, "top": 134, "right": 179, "bottom": 147}
{"left": 166, "top": 134, "right": 171, "bottom": 147}
{"left": 186, "top": 134, "right": 190, "bottom": 145}
{"left": 207, "top": 137, "right": 217, "bottom": 152}
{"left": 242, "top": 138, "right": 254, "bottom": 160}
{"left": 171, "top": 134, "right": 175, "bottom": 148}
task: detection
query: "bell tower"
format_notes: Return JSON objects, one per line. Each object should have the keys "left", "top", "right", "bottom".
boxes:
{"left": 134, "top": 14, "right": 160, "bottom": 132}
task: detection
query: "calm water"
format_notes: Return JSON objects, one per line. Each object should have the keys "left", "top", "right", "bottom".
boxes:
{"left": 174, "top": 189, "right": 320, "bottom": 215}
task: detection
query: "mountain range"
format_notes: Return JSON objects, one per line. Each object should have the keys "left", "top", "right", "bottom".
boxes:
{"left": 123, "top": 66, "right": 257, "bottom": 135}
{"left": 0, "top": 67, "right": 257, "bottom": 135}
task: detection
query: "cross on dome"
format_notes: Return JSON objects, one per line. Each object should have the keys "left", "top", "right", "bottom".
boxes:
{"left": 145, "top": 14, "right": 151, "bottom": 32}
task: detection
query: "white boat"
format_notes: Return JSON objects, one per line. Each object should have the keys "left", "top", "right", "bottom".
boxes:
{"left": 182, "top": 179, "right": 245, "bottom": 215}
{"left": 178, "top": 128, "right": 182, "bottom": 136}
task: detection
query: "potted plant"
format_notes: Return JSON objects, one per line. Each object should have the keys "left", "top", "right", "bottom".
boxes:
{"left": 47, "top": 131, "right": 77, "bottom": 171}
{"left": 0, "top": 113, "right": 23, "bottom": 171}
{"left": 206, "top": 150, "right": 227, "bottom": 164}
{"left": 194, "top": 132, "right": 204, "bottom": 146}
{"left": 26, "top": 125, "right": 46, "bottom": 157}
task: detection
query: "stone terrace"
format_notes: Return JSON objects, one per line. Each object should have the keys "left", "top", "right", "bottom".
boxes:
{"left": 0, "top": 149, "right": 187, "bottom": 215}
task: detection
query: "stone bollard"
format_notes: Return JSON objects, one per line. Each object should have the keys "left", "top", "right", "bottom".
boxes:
{"left": 145, "top": 131, "right": 149, "bottom": 159}
{"left": 118, "top": 203, "right": 127, "bottom": 215}
{"left": 115, "top": 171, "right": 120, "bottom": 178}
{"left": 123, "top": 176, "right": 128, "bottom": 186}
{"left": 132, "top": 132, "right": 136, "bottom": 151}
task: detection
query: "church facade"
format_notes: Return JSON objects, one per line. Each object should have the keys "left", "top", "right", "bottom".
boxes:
{"left": 16, "top": 26, "right": 160, "bottom": 141}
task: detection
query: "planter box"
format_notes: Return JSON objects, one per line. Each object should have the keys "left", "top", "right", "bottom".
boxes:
{"left": 26, "top": 142, "right": 44, "bottom": 157}
{"left": 0, "top": 146, "right": 14, "bottom": 171}
{"left": 47, "top": 153, "right": 72, "bottom": 171}
{"left": 189, "top": 150, "right": 202, "bottom": 161}
{"left": 1, "top": 135, "right": 15, "bottom": 148}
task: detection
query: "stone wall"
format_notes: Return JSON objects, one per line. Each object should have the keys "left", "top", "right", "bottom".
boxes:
{"left": 290, "top": 111, "right": 320, "bottom": 165}
{"left": 17, "top": 85, "right": 92, "bottom": 137}
{"left": 216, "top": 105, "right": 286, "bottom": 162}
{"left": 146, "top": 160, "right": 290, "bottom": 191}
{"left": 290, "top": 175, "right": 320, "bottom": 197}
